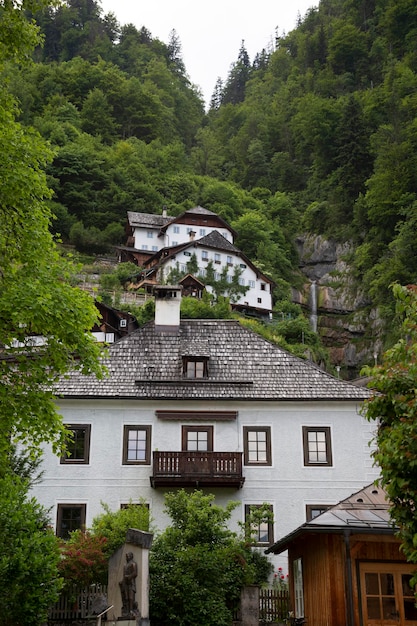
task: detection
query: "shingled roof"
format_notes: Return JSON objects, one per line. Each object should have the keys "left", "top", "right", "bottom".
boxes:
{"left": 195, "top": 230, "right": 239, "bottom": 253}
{"left": 266, "top": 483, "right": 394, "bottom": 554}
{"left": 56, "top": 319, "right": 371, "bottom": 401}
{"left": 127, "top": 211, "right": 171, "bottom": 228}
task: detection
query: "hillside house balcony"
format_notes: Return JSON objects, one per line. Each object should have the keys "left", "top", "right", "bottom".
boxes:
{"left": 151, "top": 451, "right": 245, "bottom": 488}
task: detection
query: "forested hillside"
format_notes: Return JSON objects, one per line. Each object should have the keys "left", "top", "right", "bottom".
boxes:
{"left": 4, "top": 0, "right": 417, "bottom": 368}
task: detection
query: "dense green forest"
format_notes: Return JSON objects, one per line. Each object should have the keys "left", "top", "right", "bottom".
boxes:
{"left": 3, "top": 0, "right": 417, "bottom": 353}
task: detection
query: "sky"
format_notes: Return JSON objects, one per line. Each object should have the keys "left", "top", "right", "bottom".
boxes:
{"left": 99, "top": 0, "right": 318, "bottom": 105}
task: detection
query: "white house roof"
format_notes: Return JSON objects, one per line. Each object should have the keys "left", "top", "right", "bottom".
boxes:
{"left": 266, "top": 484, "right": 394, "bottom": 554}
{"left": 56, "top": 319, "right": 371, "bottom": 401}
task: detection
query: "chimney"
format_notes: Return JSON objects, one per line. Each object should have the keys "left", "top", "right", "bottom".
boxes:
{"left": 153, "top": 285, "right": 182, "bottom": 331}
{"left": 189, "top": 230, "right": 196, "bottom": 241}
{"left": 162, "top": 206, "right": 167, "bottom": 218}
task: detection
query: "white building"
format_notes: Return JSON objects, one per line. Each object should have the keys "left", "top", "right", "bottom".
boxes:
{"left": 31, "top": 286, "right": 379, "bottom": 572}
{"left": 121, "top": 206, "right": 274, "bottom": 317}
{"left": 126, "top": 206, "right": 235, "bottom": 252}
{"left": 143, "top": 231, "right": 273, "bottom": 314}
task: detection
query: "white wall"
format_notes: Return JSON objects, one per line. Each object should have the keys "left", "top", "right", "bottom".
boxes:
{"left": 161, "top": 248, "right": 273, "bottom": 312}
{"left": 32, "top": 398, "right": 379, "bottom": 574}
{"left": 165, "top": 223, "right": 234, "bottom": 248}
{"left": 132, "top": 223, "right": 234, "bottom": 252}
{"left": 132, "top": 226, "right": 162, "bottom": 252}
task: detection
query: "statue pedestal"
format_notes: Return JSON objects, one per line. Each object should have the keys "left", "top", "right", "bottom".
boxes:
{"left": 107, "top": 529, "right": 153, "bottom": 625}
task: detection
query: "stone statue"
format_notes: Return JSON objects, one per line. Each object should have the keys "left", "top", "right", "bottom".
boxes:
{"left": 119, "top": 551, "right": 138, "bottom": 617}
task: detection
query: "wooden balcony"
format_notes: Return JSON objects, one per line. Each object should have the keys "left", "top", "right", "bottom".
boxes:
{"left": 151, "top": 451, "right": 245, "bottom": 488}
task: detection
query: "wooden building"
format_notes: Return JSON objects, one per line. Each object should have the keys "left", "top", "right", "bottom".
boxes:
{"left": 266, "top": 484, "right": 417, "bottom": 626}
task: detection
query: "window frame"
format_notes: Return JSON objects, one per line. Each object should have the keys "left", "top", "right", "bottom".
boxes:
{"left": 56, "top": 503, "right": 86, "bottom": 539}
{"left": 306, "top": 504, "right": 332, "bottom": 521}
{"left": 122, "top": 425, "right": 152, "bottom": 465}
{"left": 302, "top": 426, "right": 332, "bottom": 466}
{"left": 60, "top": 424, "right": 91, "bottom": 464}
{"left": 182, "top": 356, "right": 209, "bottom": 379}
{"left": 293, "top": 557, "right": 305, "bottom": 618}
{"left": 120, "top": 502, "right": 150, "bottom": 511}
{"left": 244, "top": 504, "right": 274, "bottom": 546}
{"left": 182, "top": 425, "right": 213, "bottom": 451}
{"left": 243, "top": 426, "right": 272, "bottom": 466}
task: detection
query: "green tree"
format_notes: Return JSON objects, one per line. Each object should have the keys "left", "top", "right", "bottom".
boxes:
{"left": 91, "top": 501, "right": 151, "bottom": 558}
{"left": 0, "top": 0, "right": 103, "bottom": 463}
{"left": 149, "top": 490, "right": 272, "bottom": 626}
{"left": 362, "top": 284, "right": 417, "bottom": 567}
{"left": 222, "top": 41, "right": 251, "bottom": 105}
{"left": 57, "top": 501, "right": 150, "bottom": 588}
{"left": 333, "top": 95, "right": 372, "bottom": 217}
{"left": 167, "top": 28, "right": 185, "bottom": 76}
{"left": 0, "top": 472, "right": 62, "bottom": 626}
{"left": 80, "top": 87, "right": 118, "bottom": 143}
{"left": 180, "top": 294, "right": 232, "bottom": 319}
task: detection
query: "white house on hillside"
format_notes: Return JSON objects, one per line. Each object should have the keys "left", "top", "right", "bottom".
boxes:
{"left": 31, "top": 286, "right": 379, "bottom": 572}
{"left": 119, "top": 206, "right": 274, "bottom": 316}
{"left": 126, "top": 206, "right": 235, "bottom": 253}
{"left": 142, "top": 231, "right": 273, "bottom": 314}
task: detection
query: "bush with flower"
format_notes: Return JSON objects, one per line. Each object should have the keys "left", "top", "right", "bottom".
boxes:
{"left": 272, "top": 566, "right": 289, "bottom": 591}
{"left": 58, "top": 500, "right": 150, "bottom": 589}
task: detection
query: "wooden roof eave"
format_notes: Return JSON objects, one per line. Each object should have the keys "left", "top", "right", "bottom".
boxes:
{"left": 265, "top": 523, "right": 397, "bottom": 555}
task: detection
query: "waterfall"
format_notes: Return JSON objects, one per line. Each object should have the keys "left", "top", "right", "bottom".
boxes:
{"left": 309, "top": 281, "right": 318, "bottom": 333}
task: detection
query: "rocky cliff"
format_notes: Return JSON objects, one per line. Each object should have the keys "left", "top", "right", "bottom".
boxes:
{"left": 294, "top": 234, "right": 384, "bottom": 379}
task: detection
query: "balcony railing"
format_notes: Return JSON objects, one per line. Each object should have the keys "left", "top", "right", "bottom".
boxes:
{"left": 151, "top": 451, "right": 245, "bottom": 488}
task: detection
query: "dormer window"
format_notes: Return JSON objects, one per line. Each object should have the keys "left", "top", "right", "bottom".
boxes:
{"left": 183, "top": 356, "right": 209, "bottom": 379}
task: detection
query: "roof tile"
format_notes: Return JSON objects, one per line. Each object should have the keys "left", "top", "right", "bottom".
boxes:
{"left": 55, "top": 320, "right": 371, "bottom": 401}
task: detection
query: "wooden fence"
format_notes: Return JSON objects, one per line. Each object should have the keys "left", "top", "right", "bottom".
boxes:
{"left": 49, "top": 585, "right": 289, "bottom": 625}
{"left": 259, "top": 588, "right": 290, "bottom": 623}
{"left": 48, "top": 585, "right": 108, "bottom": 625}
